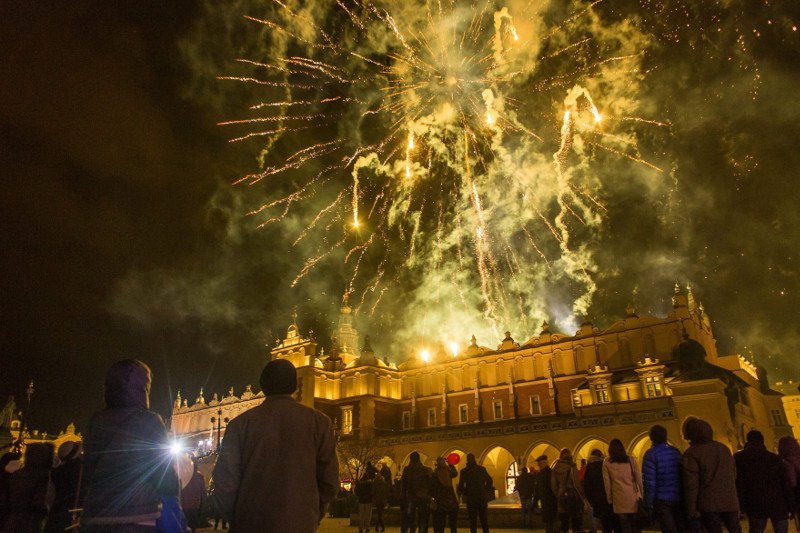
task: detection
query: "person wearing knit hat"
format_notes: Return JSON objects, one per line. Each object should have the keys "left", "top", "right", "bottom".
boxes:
{"left": 212, "top": 358, "right": 339, "bottom": 532}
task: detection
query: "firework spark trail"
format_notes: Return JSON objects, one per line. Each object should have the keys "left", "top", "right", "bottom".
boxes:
{"left": 225, "top": 0, "right": 670, "bottom": 344}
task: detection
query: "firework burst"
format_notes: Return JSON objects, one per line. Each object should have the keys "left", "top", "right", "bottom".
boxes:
{"left": 219, "top": 0, "right": 666, "bottom": 346}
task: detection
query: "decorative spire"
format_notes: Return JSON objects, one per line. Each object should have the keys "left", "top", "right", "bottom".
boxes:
{"left": 674, "top": 281, "right": 682, "bottom": 294}
{"left": 291, "top": 307, "right": 298, "bottom": 326}
{"left": 174, "top": 390, "right": 182, "bottom": 409}
{"left": 625, "top": 303, "right": 638, "bottom": 317}
{"left": 470, "top": 334, "right": 478, "bottom": 347}
{"left": 503, "top": 331, "right": 512, "bottom": 341}
{"left": 540, "top": 320, "right": 550, "bottom": 334}
{"left": 361, "top": 335, "right": 373, "bottom": 354}
{"left": 196, "top": 388, "right": 205, "bottom": 405}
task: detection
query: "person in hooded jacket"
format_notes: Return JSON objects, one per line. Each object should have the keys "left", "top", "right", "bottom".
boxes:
{"left": 457, "top": 453, "right": 492, "bottom": 533}
{"left": 43, "top": 441, "right": 83, "bottom": 533}
{"left": 212, "top": 359, "right": 339, "bottom": 533}
{"left": 1, "top": 442, "right": 54, "bottom": 533}
{"left": 401, "top": 451, "right": 433, "bottom": 533}
{"left": 641, "top": 425, "right": 684, "bottom": 533}
{"left": 681, "top": 417, "right": 741, "bottom": 533}
{"left": 602, "top": 439, "right": 643, "bottom": 533}
{"left": 81, "top": 359, "right": 179, "bottom": 533}
{"left": 429, "top": 457, "right": 458, "bottom": 533}
{"left": 734, "top": 430, "right": 793, "bottom": 533}
{"left": 583, "top": 449, "right": 618, "bottom": 533}
{"left": 551, "top": 448, "right": 585, "bottom": 533}
{"left": 778, "top": 436, "right": 800, "bottom": 524}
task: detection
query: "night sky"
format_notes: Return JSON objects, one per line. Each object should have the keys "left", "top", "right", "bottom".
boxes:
{"left": 2, "top": 1, "right": 800, "bottom": 434}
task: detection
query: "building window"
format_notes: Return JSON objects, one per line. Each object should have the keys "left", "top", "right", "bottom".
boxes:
{"left": 341, "top": 407, "right": 353, "bottom": 435}
{"left": 644, "top": 376, "right": 663, "bottom": 398}
{"left": 571, "top": 388, "right": 582, "bottom": 408}
{"left": 530, "top": 395, "right": 541, "bottom": 416}
{"left": 427, "top": 407, "right": 437, "bottom": 427}
{"left": 505, "top": 462, "right": 519, "bottom": 495}
{"left": 493, "top": 400, "right": 503, "bottom": 420}
{"left": 402, "top": 411, "right": 411, "bottom": 430}
{"left": 795, "top": 408, "right": 800, "bottom": 420}
{"left": 458, "top": 404, "right": 469, "bottom": 424}
{"left": 771, "top": 409, "right": 784, "bottom": 426}
{"left": 593, "top": 383, "right": 610, "bottom": 404}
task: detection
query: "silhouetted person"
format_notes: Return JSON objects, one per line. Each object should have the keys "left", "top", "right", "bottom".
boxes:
{"left": 81, "top": 359, "right": 179, "bottom": 533}
{"left": 44, "top": 441, "right": 83, "bottom": 533}
{"left": 372, "top": 473, "right": 389, "bottom": 532}
{"left": 552, "top": 448, "right": 584, "bottom": 533}
{"left": 181, "top": 462, "right": 207, "bottom": 533}
{"left": 457, "top": 453, "right": 492, "bottom": 533}
{"left": 534, "top": 455, "right": 558, "bottom": 533}
{"left": 583, "top": 449, "right": 617, "bottom": 533}
{"left": 401, "top": 451, "right": 433, "bottom": 533}
{"left": 0, "top": 452, "right": 21, "bottom": 528}
{"left": 212, "top": 359, "right": 339, "bottom": 532}
{"left": 778, "top": 436, "right": 800, "bottom": 524}
{"left": 734, "top": 430, "right": 793, "bottom": 533}
{"left": 1, "top": 442, "right": 53, "bottom": 533}
{"left": 430, "top": 457, "right": 458, "bottom": 533}
{"left": 356, "top": 470, "right": 375, "bottom": 533}
{"left": 641, "top": 424, "right": 685, "bottom": 533}
{"left": 516, "top": 466, "right": 536, "bottom": 527}
{"left": 682, "top": 417, "right": 741, "bottom": 533}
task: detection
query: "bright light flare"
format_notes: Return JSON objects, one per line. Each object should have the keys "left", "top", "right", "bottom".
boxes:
{"left": 170, "top": 442, "right": 183, "bottom": 455}
{"left": 591, "top": 105, "right": 602, "bottom": 124}
{"left": 420, "top": 349, "right": 430, "bottom": 363}
{"left": 449, "top": 342, "right": 459, "bottom": 357}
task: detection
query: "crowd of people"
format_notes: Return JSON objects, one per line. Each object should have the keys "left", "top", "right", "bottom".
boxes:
{"left": 2, "top": 358, "right": 800, "bottom": 533}
{"left": 510, "top": 420, "right": 800, "bottom": 533}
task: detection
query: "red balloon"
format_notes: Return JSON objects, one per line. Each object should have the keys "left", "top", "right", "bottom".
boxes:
{"left": 447, "top": 453, "right": 461, "bottom": 466}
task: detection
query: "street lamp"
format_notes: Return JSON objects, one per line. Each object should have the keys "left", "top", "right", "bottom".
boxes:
{"left": 13, "top": 380, "right": 34, "bottom": 452}
{"left": 210, "top": 408, "right": 229, "bottom": 451}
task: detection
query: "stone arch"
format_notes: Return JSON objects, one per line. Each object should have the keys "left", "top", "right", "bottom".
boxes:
{"left": 479, "top": 444, "right": 518, "bottom": 496}
{"left": 399, "top": 450, "right": 430, "bottom": 470}
{"left": 524, "top": 440, "right": 560, "bottom": 470}
{"left": 627, "top": 431, "right": 651, "bottom": 465}
{"left": 441, "top": 447, "right": 469, "bottom": 472}
{"left": 573, "top": 436, "right": 610, "bottom": 464}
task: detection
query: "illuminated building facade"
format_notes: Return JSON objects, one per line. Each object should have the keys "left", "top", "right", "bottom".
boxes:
{"left": 170, "top": 284, "right": 792, "bottom": 495}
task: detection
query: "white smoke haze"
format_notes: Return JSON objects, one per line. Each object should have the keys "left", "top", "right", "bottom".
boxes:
{"left": 107, "top": 0, "right": 800, "bottom": 379}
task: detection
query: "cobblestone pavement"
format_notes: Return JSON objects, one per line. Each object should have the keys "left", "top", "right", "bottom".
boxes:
{"left": 199, "top": 516, "right": 784, "bottom": 532}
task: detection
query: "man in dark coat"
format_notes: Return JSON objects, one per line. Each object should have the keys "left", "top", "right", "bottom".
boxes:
{"left": 401, "top": 451, "right": 433, "bottom": 533}
{"left": 533, "top": 455, "right": 558, "bottom": 533}
{"left": 682, "top": 417, "right": 741, "bottom": 533}
{"left": 81, "top": 359, "right": 179, "bottom": 533}
{"left": 516, "top": 466, "right": 536, "bottom": 527}
{"left": 457, "top": 453, "right": 492, "bottom": 533}
{"left": 734, "top": 430, "right": 794, "bottom": 533}
{"left": 642, "top": 424, "right": 686, "bottom": 533}
{"left": 212, "top": 359, "right": 339, "bottom": 533}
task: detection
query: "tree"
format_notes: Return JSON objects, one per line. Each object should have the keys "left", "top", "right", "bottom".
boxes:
{"left": 336, "top": 434, "right": 393, "bottom": 486}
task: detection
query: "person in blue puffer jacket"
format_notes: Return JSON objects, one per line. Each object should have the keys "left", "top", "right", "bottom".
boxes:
{"left": 641, "top": 425, "right": 686, "bottom": 533}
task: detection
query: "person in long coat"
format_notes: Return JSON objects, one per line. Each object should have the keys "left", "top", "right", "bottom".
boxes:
{"left": 429, "top": 457, "right": 458, "bottom": 533}
{"left": 401, "top": 451, "right": 433, "bottom": 533}
{"left": 356, "top": 471, "right": 375, "bottom": 533}
{"left": 551, "top": 448, "right": 585, "bottom": 533}
{"left": 181, "top": 462, "right": 207, "bottom": 533}
{"left": 734, "top": 430, "right": 793, "bottom": 533}
{"left": 583, "top": 449, "right": 618, "bottom": 533}
{"left": 533, "top": 455, "right": 558, "bottom": 533}
{"left": 602, "top": 439, "right": 643, "bottom": 533}
{"left": 81, "top": 359, "right": 179, "bottom": 533}
{"left": 457, "top": 453, "right": 492, "bottom": 533}
{"left": 1, "top": 442, "right": 53, "bottom": 533}
{"left": 212, "top": 359, "right": 339, "bottom": 533}
{"left": 681, "top": 417, "right": 741, "bottom": 533}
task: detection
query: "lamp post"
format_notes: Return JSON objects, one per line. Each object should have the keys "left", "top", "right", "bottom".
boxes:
{"left": 210, "top": 408, "right": 229, "bottom": 451}
{"left": 13, "top": 380, "right": 34, "bottom": 452}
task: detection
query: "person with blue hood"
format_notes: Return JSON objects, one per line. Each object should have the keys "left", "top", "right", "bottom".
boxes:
{"left": 81, "top": 359, "right": 179, "bottom": 532}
